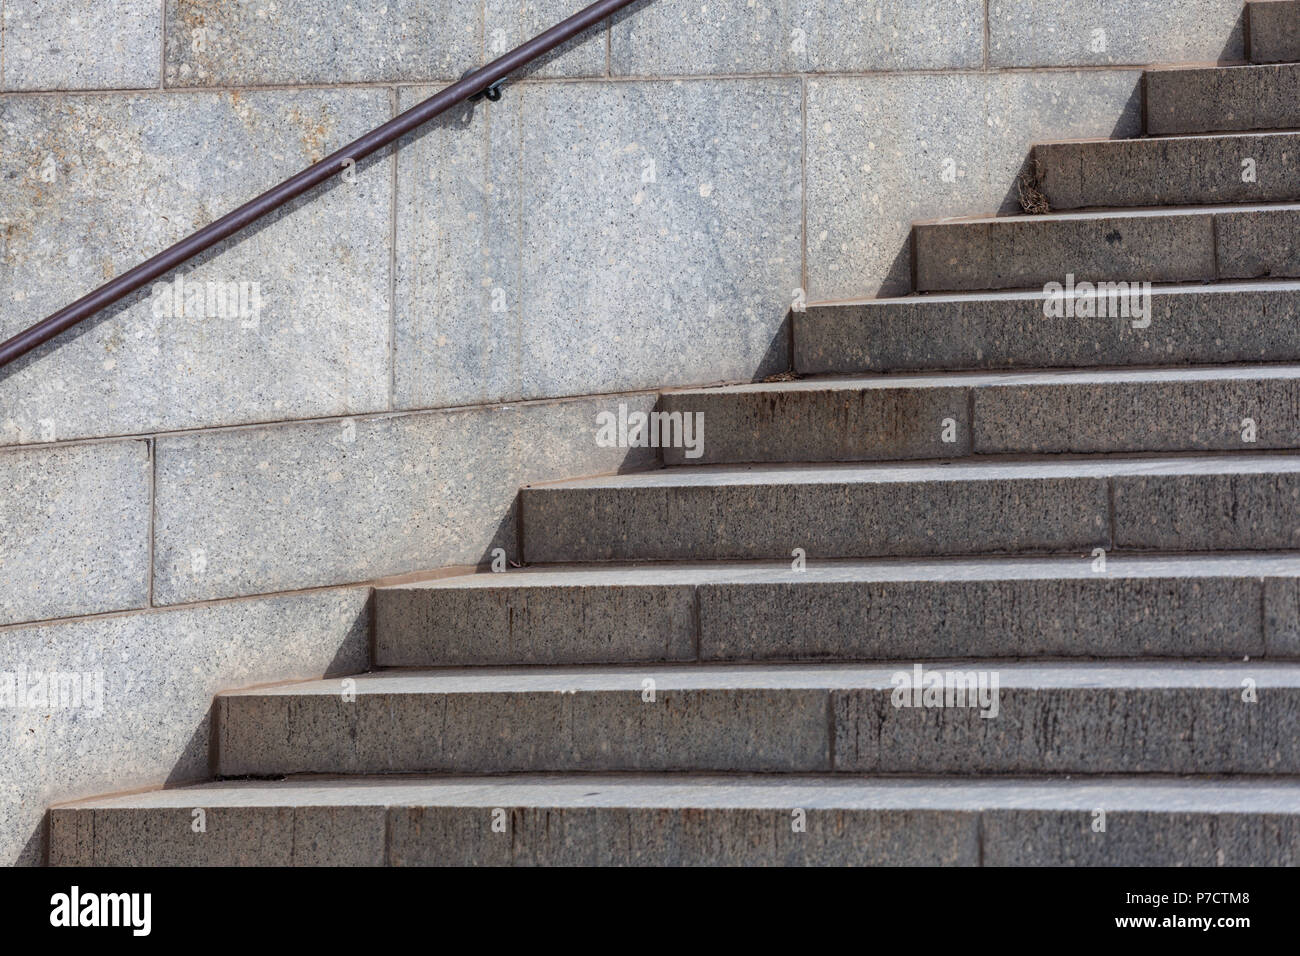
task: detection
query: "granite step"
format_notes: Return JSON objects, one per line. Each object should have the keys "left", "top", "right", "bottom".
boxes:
{"left": 1145, "top": 63, "right": 1300, "bottom": 134}
{"left": 658, "top": 365, "right": 1300, "bottom": 464}
{"left": 520, "top": 454, "right": 1300, "bottom": 563}
{"left": 914, "top": 202, "right": 1300, "bottom": 292}
{"left": 375, "top": 553, "right": 1300, "bottom": 666}
{"left": 1035, "top": 131, "right": 1300, "bottom": 209}
{"left": 213, "top": 662, "right": 1300, "bottom": 776}
{"left": 48, "top": 774, "right": 1300, "bottom": 866}
{"left": 1249, "top": 0, "right": 1300, "bottom": 64}
{"left": 795, "top": 281, "right": 1300, "bottom": 374}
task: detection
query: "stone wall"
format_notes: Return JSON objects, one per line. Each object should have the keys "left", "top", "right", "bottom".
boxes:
{"left": 0, "top": 0, "right": 1246, "bottom": 863}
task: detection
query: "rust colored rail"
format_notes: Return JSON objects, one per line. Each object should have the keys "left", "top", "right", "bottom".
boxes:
{"left": 0, "top": 0, "right": 644, "bottom": 368}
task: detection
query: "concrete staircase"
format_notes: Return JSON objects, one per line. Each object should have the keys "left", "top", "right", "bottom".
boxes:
{"left": 50, "top": 1, "right": 1300, "bottom": 866}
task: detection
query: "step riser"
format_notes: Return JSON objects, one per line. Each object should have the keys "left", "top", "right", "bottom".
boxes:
{"left": 983, "top": 811, "right": 1300, "bottom": 866}
{"left": 49, "top": 805, "right": 972, "bottom": 866}
{"left": 50, "top": 807, "right": 387, "bottom": 866}
{"left": 375, "top": 584, "right": 699, "bottom": 666}
{"left": 217, "top": 688, "right": 832, "bottom": 775}
{"left": 975, "top": 376, "right": 1300, "bottom": 455}
{"left": 216, "top": 684, "right": 1300, "bottom": 775}
{"left": 524, "top": 476, "right": 1109, "bottom": 561}
{"left": 391, "top": 806, "right": 972, "bottom": 866}
{"left": 661, "top": 376, "right": 1300, "bottom": 464}
{"left": 522, "top": 470, "right": 1300, "bottom": 562}
{"left": 658, "top": 388, "right": 970, "bottom": 464}
{"left": 1146, "top": 64, "right": 1300, "bottom": 135}
{"left": 703, "top": 576, "right": 1298, "bottom": 661}
{"left": 914, "top": 208, "right": 1300, "bottom": 292}
{"left": 1112, "top": 470, "right": 1300, "bottom": 551}
{"left": 1249, "top": 0, "right": 1300, "bottom": 64}
{"left": 49, "top": 804, "right": 1300, "bottom": 866}
{"left": 377, "top": 573, "right": 1300, "bottom": 665}
{"left": 1036, "top": 135, "right": 1300, "bottom": 210}
{"left": 835, "top": 686, "right": 1300, "bottom": 773}
{"left": 916, "top": 214, "right": 1209, "bottom": 293}
{"left": 796, "top": 287, "right": 1300, "bottom": 375}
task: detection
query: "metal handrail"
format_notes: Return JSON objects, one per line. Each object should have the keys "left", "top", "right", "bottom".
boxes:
{"left": 0, "top": 0, "right": 643, "bottom": 369}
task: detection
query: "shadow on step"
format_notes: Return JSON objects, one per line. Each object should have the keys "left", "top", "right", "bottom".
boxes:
{"left": 32, "top": 595, "right": 371, "bottom": 866}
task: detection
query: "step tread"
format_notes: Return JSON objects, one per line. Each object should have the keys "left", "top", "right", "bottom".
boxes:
{"left": 664, "top": 363, "right": 1300, "bottom": 397}
{"left": 916, "top": 199, "right": 1300, "bottom": 227}
{"left": 796, "top": 281, "right": 1300, "bottom": 377}
{"left": 383, "top": 552, "right": 1300, "bottom": 590}
{"left": 1043, "top": 129, "right": 1300, "bottom": 146}
{"left": 221, "top": 661, "right": 1300, "bottom": 697}
{"left": 53, "top": 774, "right": 1300, "bottom": 813}
{"left": 1148, "top": 61, "right": 1300, "bottom": 75}
{"left": 807, "top": 277, "right": 1300, "bottom": 308}
{"left": 527, "top": 453, "right": 1300, "bottom": 490}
